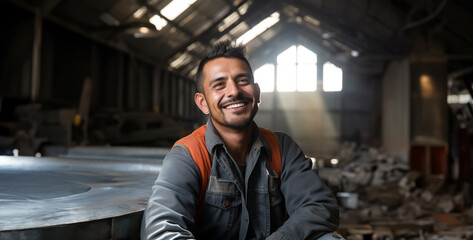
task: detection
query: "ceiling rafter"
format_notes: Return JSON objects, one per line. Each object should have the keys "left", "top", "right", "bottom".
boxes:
{"left": 137, "top": 0, "right": 195, "bottom": 38}
{"left": 163, "top": 0, "right": 250, "bottom": 61}
{"left": 291, "top": 22, "right": 387, "bottom": 74}
{"left": 204, "top": 1, "right": 279, "bottom": 44}
{"left": 280, "top": 0, "right": 400, "bottom": 55}
{"left": 7, "top": 0, "right": 162, "bottom": 66}
{"left": 41, "top": 0, "right": 63, "bottom": 16}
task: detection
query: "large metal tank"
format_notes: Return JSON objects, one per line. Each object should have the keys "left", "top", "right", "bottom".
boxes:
{"left": 0, "top": 147, "right": 164, "bottom": 240}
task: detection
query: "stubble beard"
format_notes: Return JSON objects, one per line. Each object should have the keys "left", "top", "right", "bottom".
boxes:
{"left": 207, "top": 98, "right": 258, "bottom": 130}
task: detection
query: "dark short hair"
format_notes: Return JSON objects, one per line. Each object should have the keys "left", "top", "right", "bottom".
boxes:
{"left": 195, "top": 40, "right": 253, "bottom": 93}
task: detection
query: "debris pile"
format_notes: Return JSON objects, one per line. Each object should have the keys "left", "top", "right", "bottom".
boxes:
{"left": 318, "top": 142, "right": 473, "bottom": 240}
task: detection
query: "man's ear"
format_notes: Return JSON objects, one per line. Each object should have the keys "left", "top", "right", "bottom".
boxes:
{"left": 254, "top": 83, "right": 261, "bottom": 104}
{"left": 195, "top": 92, "right": 209, "bottom": 114}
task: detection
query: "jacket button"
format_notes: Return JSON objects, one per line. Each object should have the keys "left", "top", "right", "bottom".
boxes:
{"left": 224, "top": 200, "right": 230, "bottom": 207}
{"left": 244, "top": 218, "right": 248, "bottom": 222}
{"left": 271, "top": 196, "right": 276, "bottom": 202}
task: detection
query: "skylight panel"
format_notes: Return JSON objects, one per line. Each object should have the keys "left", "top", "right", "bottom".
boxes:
{"left": 148, "top": 0, "right": 197, "bottom": 31}
{"left": 170, "top": 52, "right": 192, "bottom": 69}
{"left": 229, "top": 22, "right": 249, "bottom": 36}
{"left": 238, "top": 2, "right": 250, "bottom": 15}
{"left": 303, "top": 15, "right": 320, "bottom": 26}
{"left": 162, "top": 0, "right": 197, "bottom": 20}
{"left": 133, "top": 6, "right": 147, "bottom": 19}
{"left": 149, "top": 15, "right": 167, "bottom": 31}
{"left": 189, "top": 66, "right": 198, "bottom": 77}
{"left": 216, "top": 34, "right": 232, "bottom": 43}
{"left": 218, "top": 12, "right": 240, "bottom": 32}
{"left": 236, "top": 12, "right": 279, "bottom": 45}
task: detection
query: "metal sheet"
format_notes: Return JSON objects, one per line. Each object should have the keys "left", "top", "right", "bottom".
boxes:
{"left": 64, "top": 146, "right": 171, "bottom": 160}
{"left": 0, "top": 155, "right": 162, "bottom": 239}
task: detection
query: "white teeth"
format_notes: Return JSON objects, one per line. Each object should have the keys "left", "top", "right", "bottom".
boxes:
{"left": 226, "top": 103, "right": 245, "bottom": 109}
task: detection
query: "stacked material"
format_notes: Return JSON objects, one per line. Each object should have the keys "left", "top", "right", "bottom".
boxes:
{"left": 318, "top": 143, "right": 473, "bottom": 240}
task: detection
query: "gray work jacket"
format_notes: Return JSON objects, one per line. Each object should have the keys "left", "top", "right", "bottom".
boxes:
{"left": 141, "top": 120, "right": 339, "bottom": 240}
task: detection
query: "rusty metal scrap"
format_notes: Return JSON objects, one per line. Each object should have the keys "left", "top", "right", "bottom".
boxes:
{"left": 321, "top": 142, "right": 473, "bottom": 240}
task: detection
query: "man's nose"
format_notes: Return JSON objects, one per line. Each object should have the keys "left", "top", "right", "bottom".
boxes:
{"left": 226, "top": 79, "right": 240, "bottom": 97}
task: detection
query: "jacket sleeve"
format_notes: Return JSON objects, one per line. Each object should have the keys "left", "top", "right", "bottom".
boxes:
{"left": 267, "top": 133, "right": 340, "bottom": 240}
{"left": 141, "top": 146, "right": 201, "bottom": 240}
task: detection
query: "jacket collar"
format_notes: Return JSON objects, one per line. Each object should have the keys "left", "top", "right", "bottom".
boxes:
{"left": 204, "top": 119, "right": 269, "bottom": 156}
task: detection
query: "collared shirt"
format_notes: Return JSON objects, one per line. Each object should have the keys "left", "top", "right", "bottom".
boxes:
{"left": 141, "top": 120, "right": 339, "bottom": 240}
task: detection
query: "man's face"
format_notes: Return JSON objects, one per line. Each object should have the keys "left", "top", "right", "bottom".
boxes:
{"left": 195, "top": 57, "right": 260, "bottom": 130}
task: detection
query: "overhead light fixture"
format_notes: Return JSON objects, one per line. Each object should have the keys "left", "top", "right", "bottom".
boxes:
{"left": 330, "top": 158, "right": 339, "bottom": 165}
{"left": 350, "top": 50, "right": 359, "bottom": 57}
{"left": 322, "top": 32, "right": 333, "bottom": 39}
{"left": 139, "top": 27, "right": 150, "bottom": 34}
{"left": 236, "top": 12, "right": 279, "bottom": 45}
{"left": 148, "top": 0, "right": 197, "bottom": 31}
{"left": 132, "top": 27, "right": 152, "bottom": 38}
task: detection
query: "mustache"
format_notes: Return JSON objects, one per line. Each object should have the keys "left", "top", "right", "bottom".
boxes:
{"left": 219, "top": 96, "right": 253, "bottom": 108}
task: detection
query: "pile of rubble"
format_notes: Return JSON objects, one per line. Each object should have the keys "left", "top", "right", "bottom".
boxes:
{"left": 318, "top": 143, "right": 473, "bottom": 240}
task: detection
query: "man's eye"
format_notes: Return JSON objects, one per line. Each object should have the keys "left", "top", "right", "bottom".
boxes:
{"left": 238, "top": 79, "right": 250, "bottom": 84}
{"left": 213, "top": 82, "right": 224, "bottom": 88}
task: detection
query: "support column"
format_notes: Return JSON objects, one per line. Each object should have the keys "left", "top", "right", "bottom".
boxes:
{"left": 408, "top": 31, "right": 448, "bottom": 176}
{"left": 31, "top": 7, "right": 42, "bottom": 101}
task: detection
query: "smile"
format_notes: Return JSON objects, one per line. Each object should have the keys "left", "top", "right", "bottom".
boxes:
{"left": 225, "top": 102, "right": 247, "bottom": 109}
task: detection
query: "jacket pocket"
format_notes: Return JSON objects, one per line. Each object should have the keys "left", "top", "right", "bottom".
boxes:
{"left": 196, "top": 177, "right": 242, "bottom": 239}
{"left": 205, "top": 176, "right": 242, "bottom": 208}
{"left": 207, "top": 176, "right": 238, "bottom": 194}
{"left": 205, "top": 191, "right": 242, "bottom": 209}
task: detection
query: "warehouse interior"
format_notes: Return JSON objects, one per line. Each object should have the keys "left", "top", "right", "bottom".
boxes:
{"left": 1, "top": 0, "right": 473, "bottom": 239}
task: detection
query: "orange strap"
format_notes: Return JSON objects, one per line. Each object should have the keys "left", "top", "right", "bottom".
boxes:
{"left": 260, "top": 127, "right": 282, "bottom": 178}
{"left": 173, "top": 125, "right": 281, "bottom": 221}
{"left": 174, "top": 125, "right": 210, "bottom": 219}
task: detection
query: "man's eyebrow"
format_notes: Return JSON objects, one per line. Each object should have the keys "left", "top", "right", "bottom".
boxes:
{"left": 209, "top": 77, "right": 225, "bottom": 86}
{"left": 208, "top": 72, "right": 252, "bottom": 86}
{"left": 235, "top": 73, "right": 252, "bottom": 78}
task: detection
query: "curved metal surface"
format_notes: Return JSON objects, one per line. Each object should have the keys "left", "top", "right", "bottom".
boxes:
{"left": 64, "top": 146, "right": 171, "bottom": 160}
{"left": 0, "top": 155, "right": 162, "bottom": 239}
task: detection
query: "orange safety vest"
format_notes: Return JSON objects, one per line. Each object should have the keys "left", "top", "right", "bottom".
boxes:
{"left": 173, "top": 125, "right": 281, "bottom": 219}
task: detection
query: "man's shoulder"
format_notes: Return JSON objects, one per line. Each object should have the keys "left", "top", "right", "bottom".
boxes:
{"left": 261, "top": 130, "right": 291, "bottom": 143}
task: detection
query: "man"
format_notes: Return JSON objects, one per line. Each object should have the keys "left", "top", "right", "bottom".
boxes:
{"left": 141, "top": 41, "right": 340, "bottom": 240}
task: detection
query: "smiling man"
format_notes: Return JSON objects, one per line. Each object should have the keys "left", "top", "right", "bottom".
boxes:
{"left": 141, "top": 41, "right": 341, "bottom": 240}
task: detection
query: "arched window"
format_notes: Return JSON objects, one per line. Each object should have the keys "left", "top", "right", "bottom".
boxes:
{"left": 323, "top": 62, "right": 343, "bottom": 92}
{"left": 254, "top": 63, "right": 275, "bottom": 92}
{"left": 277, "top": 45, "right": 317, "bottom": 92}
{"left": 254, "top": 44, "right": 343, "bottom": 92}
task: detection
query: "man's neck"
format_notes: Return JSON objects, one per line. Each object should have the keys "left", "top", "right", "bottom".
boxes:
{"left": 212, "top": 120, "right": 253, "bottom": 164}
